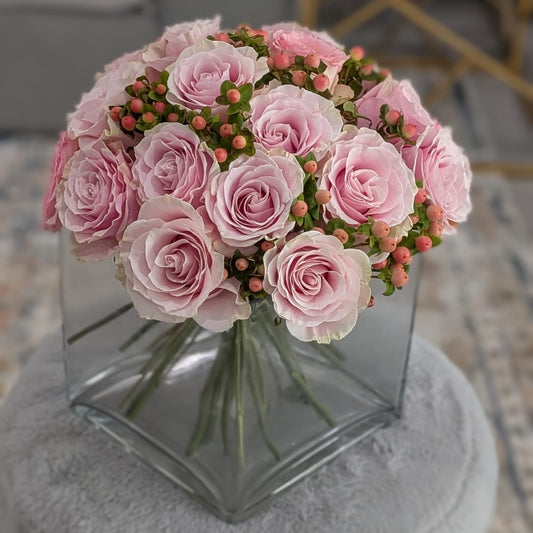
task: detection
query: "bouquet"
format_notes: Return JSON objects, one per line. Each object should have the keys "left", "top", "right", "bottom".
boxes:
{"left": 43, "top": 16, "right": 472, "bottom": 346}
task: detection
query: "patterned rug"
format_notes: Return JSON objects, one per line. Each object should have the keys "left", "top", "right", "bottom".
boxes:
{"left": 1, "top": 81, "right": 532, "bottom": 531}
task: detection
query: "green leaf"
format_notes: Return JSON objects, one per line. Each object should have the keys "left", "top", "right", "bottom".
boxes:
{"left": 239, "top": 83, "right": 253, "bottom": 101}
{"left": 220, "top": 80, "right": 236, "bottom": 94}
{"left": 160, "top": 70, "right": 170, "bottom": 84}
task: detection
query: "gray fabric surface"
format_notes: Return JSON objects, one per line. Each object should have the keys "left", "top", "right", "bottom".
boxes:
{"left": 0, "top": 334, "right": 498, "bottom": 533}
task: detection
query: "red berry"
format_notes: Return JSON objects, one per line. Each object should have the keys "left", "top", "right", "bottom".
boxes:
{"left": 222, "top": 268, "right": 228, "bottom": 281}
{"left": 311, "top": 226, "right": 326, "bottom": 234}
{"left": 333, "top": 228, "right": 349, "bottom": 244}
{"left": 154, "top": 101, "right": 166, "bottom": 114}
{"left": 410, "top": 214, "right": 420, "bottom": 224}
{"left": 291, "top": 200, "right": 308, "bottom": 217}
{"left": 214, "top": 32, "right": 231, "bottom": 43}
{"left": 385, "top": 109, "right": 401, "bottom": 125}
{"left": 303, "top": 160, "right": 318, "bottom": 174}
{"left": 304, "top": 53, "right": 321, "bottom": 68}
{"left": 391, "top": 270, "right": 409, "bottom": 288}
{"left": 110, "top": 106, "right": 121, "bottom": 121}
{"left": 392, "top": 246, "right": 411, "bottom": 264}
{"left": 350, "top": 46, "right": 365, "bottom": 61}
{"left": 415, "top": 235, "right": 433, "bottom": 252}
{"left": 291, "top": 70, "right": 307, "bottom": 87}
{"left": 167, "top": 113, "right": 179, "bottom": 122}
{"left": 372, "top": 259, "right": 388, "bottom": 270}
{"left": 427, "top": 205, "right": 444, "bottom": 222}
{"left": 235, "top": 258, "right": 249, "bottom": 271}
{"left": 273, "top": 53, "right": 291, "bottom": 70}
{"left": 414, "top": 188, "right": 427, "bottom": 204}
{"left": 121, "top": 115, "right": 137, "bottom": 131}
{"left": 360, "top": 64, "right": 374, "bottom": 76}
{"left": 371, "top": 221, "right": 390, "bottom": 238}
{"left": 130, "top": 98, "right": 144, "bottom": 114}
{"left": 314, "top": 190, "right": 332, "bottom": 205}
{"left": 142, "top": 112, "right": 155, "bottom": 123}
{"left": 232, "top": 135, "right": 246, "bottom": 149}
{"left": 428, "top": 222, "right": 442, "bottom": 237}
{"left": 155, "top": 84, "right": 167, "bottom": 95}
{"left": 132, "top": 80, "right": 145, "bottom": 92}
{"left": 260, "top": 241, "right": 275, "bottom": 252}
{"left": 214, "top": 148, "right": 228, "bottom": 163}
{"left": 249, "top": 277, "right": 263, "bottom": 293}
{"left": 379, "top": 236, "right": 397, "bottom": 253}
{"left": 390, "top": 262, "right": 405, "bottom": 272}
{"left": 219, "top": 123, "right": 233, "bottom": 137}
{"left": 256, "top": 264, "right": 265, "bottom": 276}
{"left": 226, "top": 88, "right": 241, "bottom": 104}
{"left": 402, "top": 124, "right": 417, "bottom": 139}
{"left": 191, "top": 115, "right": 206, "bottom": 130}
{"left": 367, "top": 295, "right": 375, "bottom": 308}
{"left": 312, "top": 74, "right": 329, "bottom": 92}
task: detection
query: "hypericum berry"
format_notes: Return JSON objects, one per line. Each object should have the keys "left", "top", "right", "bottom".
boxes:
{"left": 249, "top": 277, "right": 263, "bottom": 293}
{"left": 291, "top": 70, "right": 307, "bottom": 87}
{"left": 380, "top": 68, "right": 391, "bottom": 78}
{"left": 154, "top": 101, "right": 166, "bottom": 114}
{"left": 367, "top": 295, "right": 375, "bottom": 308}
{"left": 142, "top": 112, "right": 155, "bottom": 123}
{"left": 214, "top": 148, "right": 228, "bottom": 163}
{"left": 427, "top": 205, "right": 444, "bottom": 222}
{"left": 273, "top": 53, "right": 291, "bottom": 70}
{"left": 402, "top": 124, "right": 417, "bottom": 139}
{"left": 260, "top": 240, "right": 275, "bottom": 252}
{"left": 303, "top": 160, "right": 318, "bottom": 174}
{"left": 226, "top": 88, "right": 241, "bottom": 104}
{"left": 110, "top": 106, "right": 121, "bottom": 121}
{"left": 392, "top": 246, "right": 411, "bottom": 264}
{"left": 312, "top": 74, "right": 329, "bottom": 92}
{"left": 390, "top": 262, "right": 405, "bottom": 271}
{"left": 256, "top": 264, "right": 265, "bottom": 276}
{"left": 314, "top": 189, "right": 332, "bottom": 204}
{"left": 333, "top": 228, "right": 349, "bottom": 244}
{"left": 360, "top": 64, "right": 374, "bottom": 76}
{"left": 291, "top": 200, "right": 308, "bottom": 217}
{"left": 379, "top": 236, "right": 397, "bottom": 253}
{"left": 385, "top": 109, "right": 401, "bottom": 125}
{"left": 121, "top": 115, "right": 137, "bottom": 131}
{"left": 214, "top": 32, "right": 231, "bottom": 43}
{"left": 428, "top": 222, "right": 443, "bottom": 237}
{"left": 410, "top": 214, "right": 420, "bottom": 224}
{"left": 415, "top": 235, "right": 433, "bottom": 252}
{"left": 371, "top": 220, "right": 390, "bottom": 238}
{"left": 191, "top": 115, "right": 206, "bottom": 130}
{"left": 132, "top": 80, "right": 145, "bottom": 92}
{"left": 372, "top": 259, "right": 388, "bottom": 270}
{"left": 232, "top": 135, "right": 246, "bottom": 149}
{"left": 304, "top": 53, "right": 321, "bottom": 68}
{"left": 219, "top": 123, "right": 233, "bottom": 137}
{"left": 311, "top": 226, "right": 326, "bottom": 234}
{"left": 167, "top": 113, "right": 179, "bottom": 122}
{"left": 391, "top": 270, "right": 409, "bottom": 288}
{"left": 155, "top": 83, "right": 167, "bottom": 95}
{"left": 350, "top": 46, "right": 365, "bottom": 61}
{"left": 414, "top": 188, "right": 427, "bottom": 204}
{"left": 130, "top": 98, "right": 144, "bottom": 114}
{"left": 222, "top": 268, "right": 229, "bottom": 281}
{"left": 235, "top": 258, "right": 249, "bottom": 271}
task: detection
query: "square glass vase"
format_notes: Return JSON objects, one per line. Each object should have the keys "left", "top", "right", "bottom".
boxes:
{"left": 61, "top": 231, "right": 418, "bottom": 523}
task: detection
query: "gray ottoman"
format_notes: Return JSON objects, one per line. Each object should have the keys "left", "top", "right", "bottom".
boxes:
{"left": 0, "top": 334, "right": 498, "bottom": 533}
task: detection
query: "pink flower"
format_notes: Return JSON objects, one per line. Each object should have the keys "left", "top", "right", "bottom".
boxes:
{"left": 42, "top": 131, "right": 78, "bottom": 231}
{"left": 263, "top": 22, "right": 348, "bottom": 89}
{"left": 195, "top": 277, "right": 251, "bottom": 331}
{"left": 165, "top": 40, "right": 269, "bottom": 113}
{"left": 203, "top": 146, "right": 304, "bottom": 254}
{"left": 118, "top": 196, "right": 225, "bottom": 323}
{"left": 143, "top": 17, "right": 221, "bottom": 72}
{"left": 56, "top": 140, "right": 139, "bottom": 260}
{"left": 355, "top": 78, "right": 435, "bottom": 146}
{"left": 132, "top": 122, "right": 217, "bottom": 208}
{"left": 249, "top": 84, "right": 343, "bottom": 159}
{"left": 403, "top": 125, "right": 472, "bottom": 233}
{"left": 263, "top": 231, "right": 371, "bottom": 343}
{"left": 319, "top": 127, "right": 417, "bottom": 227}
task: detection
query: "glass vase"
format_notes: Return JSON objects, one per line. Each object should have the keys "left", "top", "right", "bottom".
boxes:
{"left": 61, "top": 231, "right": 418, "bottom": 523}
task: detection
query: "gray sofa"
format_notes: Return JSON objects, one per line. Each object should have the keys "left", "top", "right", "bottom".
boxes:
{"left": 0, "top": 0, "right": 294, "bottom": 133}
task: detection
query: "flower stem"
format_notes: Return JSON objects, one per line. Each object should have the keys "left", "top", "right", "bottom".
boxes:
{"left": 235, "top": 319, "right": 246, "bottom": 467}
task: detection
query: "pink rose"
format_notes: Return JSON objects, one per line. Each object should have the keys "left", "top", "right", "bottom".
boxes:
{"left": 166, "top": 40, "right": 269, "bottom": 113}
{"left": 132, "top": 123, "right": 217, "bottom": 208}
{"left": 263, "top": 22, "right": 348, "bottom": 88}
{"left": 263, "top": 231, "right": 371, "bottom": 343}
{"left": 56, "top": 140, "right": 139, "bottom": 260}
{"left": 143, "top": 17, "right": 221, "bottom": 73}
{"left": 403, "top": 125, "right": 472, "bottom": 233}
{"left": 319, "top": 127, "right": 417, "bottom": 227}
{"left": 249, "top": 84, "right": 343, "bottom": 159}
{"left": 203, "top": 146, "right": 304, "bottom": 254}
{"left": 355, "top": 78, "right": 435, "bottom": 146}
{"left": 118, "top": 196, "right": 225, "bottom": 323}
{"left": 42, "top": 131, "right": 78, "bottom": 231}
{"left": 195, "top": 277, "right": 251, "bottom": 332}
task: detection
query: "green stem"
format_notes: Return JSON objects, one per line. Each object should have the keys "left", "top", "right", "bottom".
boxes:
{"left": 67, "top": 303, "right": 134, "bottom": 345}
{"left": 119, "top": 320, "right": 158, "bottom": 352}
{"left": 235, "top": 320, "right": 246, "bottom": 467}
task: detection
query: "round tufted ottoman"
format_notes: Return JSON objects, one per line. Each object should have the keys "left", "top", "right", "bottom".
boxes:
{"left": 0, "top": 334, "right": 497, "bottom": 533}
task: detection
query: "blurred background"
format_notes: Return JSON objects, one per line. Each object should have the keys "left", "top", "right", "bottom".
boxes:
{"left": 1, "top": 1, "right": 532, "bottom": 531}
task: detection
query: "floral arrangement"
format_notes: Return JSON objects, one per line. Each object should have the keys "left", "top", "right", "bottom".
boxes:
{"left": 43, "top": 16, "right": 472, "bottom": 345}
